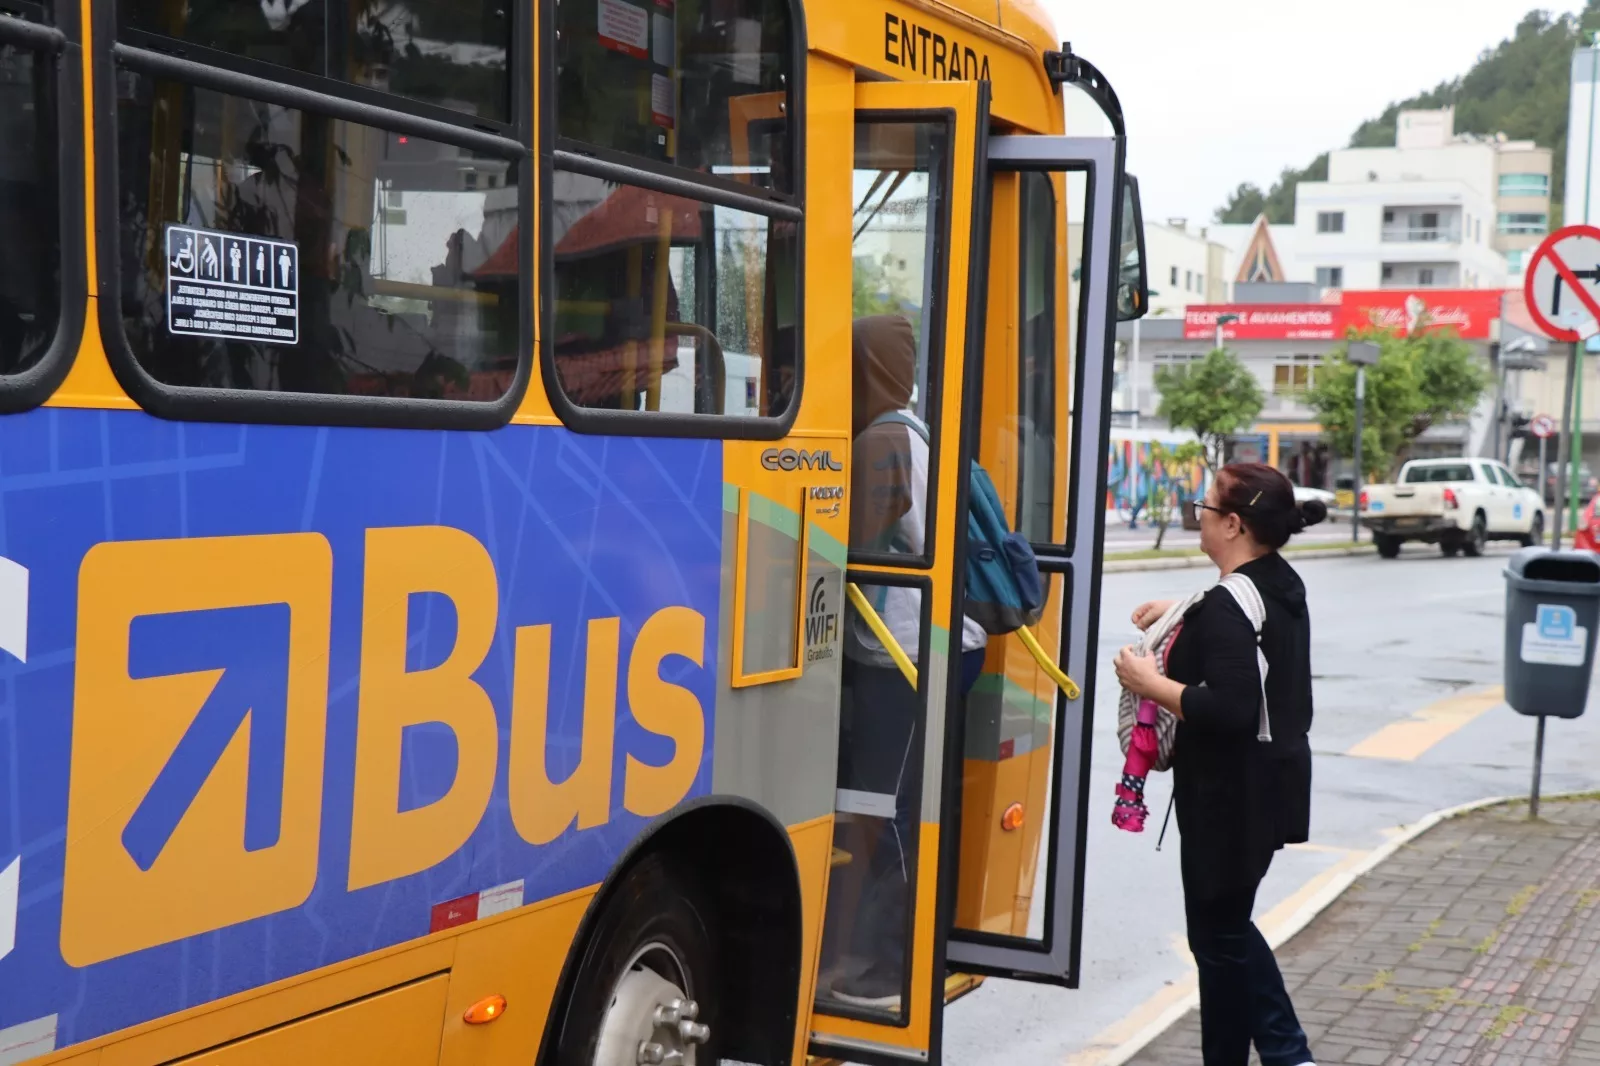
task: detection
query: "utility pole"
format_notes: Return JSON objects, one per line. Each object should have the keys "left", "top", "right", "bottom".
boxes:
{"left": 1130, "top": 316, "right": 1141, "bottom": 431}
{"left": 1349, "top": 342, "right": 1380, "bottom": 544}
{"left": 1571, "top": 39, "right": 1600, "bottom": 533}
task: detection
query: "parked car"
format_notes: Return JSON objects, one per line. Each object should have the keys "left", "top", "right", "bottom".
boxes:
{"left": 1360, "top": 457, "right": 1545, "bottom": 559}
{"left": 1515, "top": 461, "right": 1600, "bottom": 506}
{"left": 1292, "top": 485, "right": 1336, "bottom": 508}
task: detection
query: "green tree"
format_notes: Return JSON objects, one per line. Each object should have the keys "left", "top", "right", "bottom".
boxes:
{"left": 1154, "top": 348, "right": 1266, "bottom": 471}
{"left": 1145, "top": 440, "right": 1206, "bottom": 550}
{"left": 1306, "top": 328, "right": 1489, "bottom": 480}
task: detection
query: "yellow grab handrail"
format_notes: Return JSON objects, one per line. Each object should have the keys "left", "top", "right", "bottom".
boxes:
{"left": 845, "top": 582, "right": 918, "bottom": 690}
{"left": 1015, "top": 626, "right": 1081, "bottom": 701}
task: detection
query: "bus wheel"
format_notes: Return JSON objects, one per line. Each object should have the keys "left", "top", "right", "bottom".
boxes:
{"left": 559, "top": 854, "right": 720, "bottom": 1066}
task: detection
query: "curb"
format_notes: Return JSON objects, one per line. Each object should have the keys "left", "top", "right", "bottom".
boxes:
{"left": 1093, "top": 791, "right": 1540, "bottom": 1066}
{"left": 1103, "top": 545, "right": 1376, "bottom": 573}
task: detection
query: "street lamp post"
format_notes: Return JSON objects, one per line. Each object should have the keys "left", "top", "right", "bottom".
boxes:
{"left": 1348, "top": 342, "right": 1381, "bottom": 544}
{"left": 1215, "top": 312, "right": 1240, "bottom": 351}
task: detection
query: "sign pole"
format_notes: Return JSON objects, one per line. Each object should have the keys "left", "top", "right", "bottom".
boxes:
{"left": 1556, "top": 344, "right": 1577, "bottom": 550}
{"left": 1353, "top": 366, "right": 1365, "bottom": 543}
{"left": 1572, "top": 345, "right": 1585, "bottom": 536}
{"left": 1531, "top": 714, "right": 1547, "bottom": 820}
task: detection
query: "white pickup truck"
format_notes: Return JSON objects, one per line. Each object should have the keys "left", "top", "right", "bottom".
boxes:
{"left": 1360, "top": 457, "right": 1546, "bottom": 559}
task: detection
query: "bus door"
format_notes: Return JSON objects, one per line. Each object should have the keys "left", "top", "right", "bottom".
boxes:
{"left": 807, "top": 78, "right": 991, "bottom": 1065}
{"left": 943, "top": 135, "right": 1137, "bottom": 987}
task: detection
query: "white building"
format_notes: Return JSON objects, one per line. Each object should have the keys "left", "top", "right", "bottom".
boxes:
{"left": 1210, "top": 108, "right": 1550, "bottom": 290}
{"left": 1142, "top": 219, "right": 1233, "bottom": 315}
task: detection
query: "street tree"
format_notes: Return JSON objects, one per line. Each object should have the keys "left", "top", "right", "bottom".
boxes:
{"left": 1153, "top": 348, "right": 1266, "bottom": 471}
{"left": 1307, "top": 327, "right": 1488, "bottom": 480}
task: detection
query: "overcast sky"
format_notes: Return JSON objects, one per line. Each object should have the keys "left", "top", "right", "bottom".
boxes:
{"left": 1042, "top": 0, "right": 1582, "bottom": 226}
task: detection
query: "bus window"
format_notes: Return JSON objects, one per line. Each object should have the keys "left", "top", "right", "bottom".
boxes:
{"left": 1017, "top": 171, "right": 1055, "bottom": 545}
{"left": 549, "top": 172, "right": 798, "bottom": 416}
{"left": 107, "top": 3, "right": 530, "bottom": 418}
{"left": 114, "top": 78, "right": 520, "bottom": 401}
{"left": 0, "top": 4, "right": 60, "bottom": 380}
{"left": 119, "top": 1, "right": 512, "bottom": 124}
{"left": 555, "top": 0, "right": 794, "bottom": 190}
{"left": 848, "top": 119, "right": 949, "bottom": 556}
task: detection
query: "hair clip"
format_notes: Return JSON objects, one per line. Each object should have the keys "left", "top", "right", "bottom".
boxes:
{"left": 1250, "top": 491, "right": 1262, "bottom": 506}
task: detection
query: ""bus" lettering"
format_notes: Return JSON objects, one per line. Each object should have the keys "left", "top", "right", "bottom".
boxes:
{"left": 61, "top": 527, "right": 707, "bottom": 965}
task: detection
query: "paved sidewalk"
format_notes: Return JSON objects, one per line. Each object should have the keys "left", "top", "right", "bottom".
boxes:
{"left": 1125, "top": 796, "right": 1600, "bottom": 1066}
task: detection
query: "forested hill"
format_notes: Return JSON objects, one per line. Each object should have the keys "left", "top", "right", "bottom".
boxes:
{"left": 1215, "top": 2, "right": 1600, "bottom": 225}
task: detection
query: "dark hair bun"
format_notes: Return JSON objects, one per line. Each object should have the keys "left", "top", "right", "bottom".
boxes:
{"left": 1294, "top": 498, "right": 1328, "bottom": 533}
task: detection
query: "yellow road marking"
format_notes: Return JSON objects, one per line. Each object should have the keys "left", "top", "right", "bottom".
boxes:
{"left": 1345, "top": 686, "right": 1504, "bottom": 762}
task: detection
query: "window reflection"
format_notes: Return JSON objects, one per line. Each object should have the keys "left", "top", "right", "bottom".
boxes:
{"left": 555, "top": 0, "right": 793, "bottom": 192}
{"left": 121, "top": 0, "right": 513, "bottom": 123}
{"left": 1018, "top": 171, "right": 1056, "bottom": 544}
{"left": 0, "top": 39, "right": 58, "bottom": 376}
{"left": 549, "top": 170, "right": 798, "bottom": 416}
{"left": 115, "top": 74, "right": 520, "bottom": 400}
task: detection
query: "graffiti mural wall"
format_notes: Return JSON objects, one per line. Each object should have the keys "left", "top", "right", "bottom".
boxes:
{"left": 1106, "top": 435, "right": 1212, "bottom": 523}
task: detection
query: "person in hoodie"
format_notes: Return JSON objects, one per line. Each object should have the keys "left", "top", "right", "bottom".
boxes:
{"left": 1113, "top": 462, "right": 1324, "bottom": 1066}
{"left": 819, "top": 313, "right": 988, "bottom": 1011}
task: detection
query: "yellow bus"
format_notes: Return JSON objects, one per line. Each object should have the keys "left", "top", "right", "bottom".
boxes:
{"left": 0, "top": 0, "right": 1147, "bottom": 1063}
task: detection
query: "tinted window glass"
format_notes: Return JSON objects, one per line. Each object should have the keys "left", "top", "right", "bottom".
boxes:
{"left": 549, "top": 170, "right": 798, "bottom": 416}
{"left": 0, "top": 36, "right": 58, "bottom": 376}
{"left": 1403, "top": 464, "right": 1472, "bottom": 483}
{"left": 1018, "top": 171, "right": 1055, "bottom": 544}
{"left": 555, "top": 0, "right": 793, "bottom": 192}
{"left": 120, "top": 0, "right": 513, "bottom": 122}
{"left": 115, "top": 73, "right": 520, "bottom": 400}
{"left": 850, "top": 119, "right": 948, "bottom": 555}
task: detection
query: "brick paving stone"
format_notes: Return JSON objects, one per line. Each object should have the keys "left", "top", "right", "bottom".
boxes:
{"left": 1123, "top": 799, "right": 1600, "bottom": 1066}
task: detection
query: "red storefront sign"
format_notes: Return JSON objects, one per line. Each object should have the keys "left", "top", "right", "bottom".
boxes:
{"left": 1338, "top": 290, "right": 1502, "bottom": 341}
{"left": 1183, "top": 305, "right": 1340, "bottom": 341}
{"left": 1185, "top": 290, "right": 1505, "bottom": 342}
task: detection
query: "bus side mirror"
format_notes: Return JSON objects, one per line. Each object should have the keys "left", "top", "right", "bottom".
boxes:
{"left": 1116, "top": 173, "right": 1148, "bottom": 322}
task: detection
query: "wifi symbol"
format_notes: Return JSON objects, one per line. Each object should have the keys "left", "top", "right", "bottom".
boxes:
{"left": 808, "top": 577, "right": 827, "bottom": 616}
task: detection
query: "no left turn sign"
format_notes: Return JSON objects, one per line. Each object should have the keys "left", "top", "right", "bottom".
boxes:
{"left": 1526, "top": 224, "right": 1600, "bottom": 342}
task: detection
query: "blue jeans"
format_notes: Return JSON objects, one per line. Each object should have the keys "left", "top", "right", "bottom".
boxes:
{"left": 1184, "top": 884, "right": 1313, "bottom": 1066}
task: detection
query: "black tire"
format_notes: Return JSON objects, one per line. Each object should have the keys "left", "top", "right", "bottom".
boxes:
{"left": 553, "top": 853, "right": 722, "bottom": 1065}
{"left": 1440, "top": 542, "right": 1461, "bottom": 557}
{"left": 1376, "top": 534, "right": 1402, "bottom": 559}
{"left": 1462, "top": 513, "right": 1488, "bottom": 557}
{"left": 1524, "top": 512, "right": 1545, "bottom": 547}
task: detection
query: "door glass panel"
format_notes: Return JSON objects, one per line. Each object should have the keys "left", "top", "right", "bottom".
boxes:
{"left": 1017, "top": 171, "right": 1056, "bottom": 545}
{"left": 817, "top": 578, "right": 929, "bottom": 1022}
{"left": 952, "top": 171, "right": 1089, "bottom": 943}
{"left": 0, "top": 32, "right": 59, "bottom": 377}
{"left": 849, "top": 120, "right": 949, "bottom": 557}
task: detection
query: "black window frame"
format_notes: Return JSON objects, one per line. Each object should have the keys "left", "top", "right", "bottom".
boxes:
{"left": 540, "top": 0, "right": 808, "bottom": 440}
{"left": 0, "top": 2, "right": 85, "bottom": 413}
{"left": 842, "top": 110, "right": 957, "bottom": 572}
{"left": 92, "top": 2, "right": 535, "bottom": 430}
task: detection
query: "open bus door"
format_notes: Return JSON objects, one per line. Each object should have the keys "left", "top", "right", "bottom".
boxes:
{"left": 942, "top": 132, "right": 1141, "bottom": 994}
{"left": 808, "top": 63, "right": 1145, "bottom": 1064}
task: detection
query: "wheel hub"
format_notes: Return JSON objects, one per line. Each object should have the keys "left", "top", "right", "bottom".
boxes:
{"left": 593, "top": 944, "right": 712, "bottom": 1066}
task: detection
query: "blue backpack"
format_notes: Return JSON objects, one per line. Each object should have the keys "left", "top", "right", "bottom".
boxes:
{"left": 869, "top": 411, "right": 1046, "bottom": 635}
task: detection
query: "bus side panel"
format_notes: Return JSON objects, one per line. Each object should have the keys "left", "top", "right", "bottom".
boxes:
{"left": 0, "top": 410, "right": 722, "bottom": 1058}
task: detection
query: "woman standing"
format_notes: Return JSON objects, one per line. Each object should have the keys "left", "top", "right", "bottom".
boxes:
{"left": 1113, "top": 463, "right": 1324, "bottom": 1066}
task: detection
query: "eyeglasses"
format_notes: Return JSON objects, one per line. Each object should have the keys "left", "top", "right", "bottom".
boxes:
{"left": 1190, "top": 499, "right": 1227, "bottom": 520}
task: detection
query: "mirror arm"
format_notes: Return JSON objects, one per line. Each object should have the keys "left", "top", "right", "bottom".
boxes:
{"left": 1042, "top": 43, "right": 1126, "bottom": 137}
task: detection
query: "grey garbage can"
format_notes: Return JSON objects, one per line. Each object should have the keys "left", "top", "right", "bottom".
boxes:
{"left": 1503, "top": 547, "right": 1600, "bottom": 719}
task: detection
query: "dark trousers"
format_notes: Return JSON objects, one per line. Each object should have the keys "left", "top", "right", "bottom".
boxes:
{"left": 824, "top": 648, "right": 987, "bottom": 993}
{"left": 1183, "top": 871, "right": 1313, "bottom": 1066}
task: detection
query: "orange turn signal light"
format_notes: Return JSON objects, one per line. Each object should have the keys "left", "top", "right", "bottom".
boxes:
{"left": 464, "top": 995, "right": 507, "bottom": 1025}
{"left": 1001, "top": 803, "right": 1025, "bottom": 832}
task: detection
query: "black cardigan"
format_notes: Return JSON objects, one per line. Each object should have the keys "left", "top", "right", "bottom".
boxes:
{"left": 1166, "top": 551, "right": 1314, "bottom": 902}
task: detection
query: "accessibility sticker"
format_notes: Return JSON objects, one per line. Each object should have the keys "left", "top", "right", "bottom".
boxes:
{"left": 165, "top": 224, "right": 299, "bottom": 344}
{"left": 1521, "top": 603, "right": 1589, "bottom": 667}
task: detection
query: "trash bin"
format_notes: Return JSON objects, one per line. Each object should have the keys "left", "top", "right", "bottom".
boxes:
{"left": 1503, "top": 547, "right": 1600, "bottom": 719}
